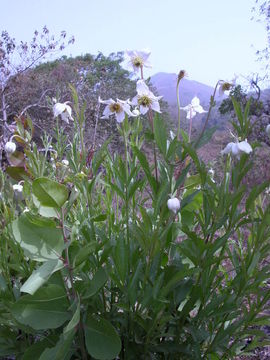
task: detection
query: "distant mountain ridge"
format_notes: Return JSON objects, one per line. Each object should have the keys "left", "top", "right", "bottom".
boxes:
{"left": 150, "top": 72, "right": 214, "bottom": 108}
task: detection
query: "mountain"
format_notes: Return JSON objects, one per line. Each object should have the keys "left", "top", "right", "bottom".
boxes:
{"left": 150, "top": 72, "right": 214, "bottom": 108}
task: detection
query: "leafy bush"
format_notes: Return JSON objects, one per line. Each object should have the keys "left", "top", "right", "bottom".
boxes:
{"left": 0, "top": 61, "right": 269, "bottom": 359}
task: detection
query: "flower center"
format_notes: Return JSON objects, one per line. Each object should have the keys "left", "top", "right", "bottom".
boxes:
{"left": 132, "top": 56, "right": 143, "bottom": 68}
{"left": 138, "top": 95, "right": 152, "bottom": 107}
{"left": 109, "top": 103, "right": 122, "bottom": 113}
{"left": 221, "top": 82, "right": 232, "bottom": 92}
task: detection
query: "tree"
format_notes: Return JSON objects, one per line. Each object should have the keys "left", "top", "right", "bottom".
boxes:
{"left": 0, "top": 26, "right": 74, "bottom": 139}
{"left": 252, "top": 0, "right": 270, "bottom": 76}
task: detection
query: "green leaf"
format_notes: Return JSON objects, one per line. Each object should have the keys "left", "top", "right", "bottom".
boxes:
{"left": 132, "top": 145, "right": 157, "bottom": 194}
{"left": 32, "top": 177, "right": 69, "bottom": 209}
{"left": 12, "top": 284, "right": 70, "bottom": 330}
{"left": 84, "top": 316, "right": 121, "bottom": 360}
{"left": 20, "top": 259, "right": 64, "bottom": 295}
{"left": 39, "top": 330, "right": 75, "bottom": 360}
{"left": 153, "top": 113, "right": 167, "bottom": 156}
{"left": 22, "top": 335, "right": 58, "bottom": 360}
{"left": 6, "top": 166, "right": 31, "bottom": 181}
{"left": 64, "top": 300, "right": 80, "bottom": 334}
{"left": 12, "top": 214, "right": 64, "bottom": 262}
{"left": 32, "top": 194, "right": 58, "bottom": 218}
{"left": 83, "top": 267, "right": 108, "bottom": 299}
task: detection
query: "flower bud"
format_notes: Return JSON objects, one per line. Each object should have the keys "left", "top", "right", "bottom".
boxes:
{"left": 167, "top": 197, "right": 180, "bottom": 214}
{"left": 62, "top": 159, "right": 69, "bottom": 166}
{"left": 13, "top": 184, "right": 23, "bottom": 193}
{"left": 5, "top": 141, "right": 16, "bottom": 154}
{"left": 132, "top": 109, "right": 140, "bottom": 117}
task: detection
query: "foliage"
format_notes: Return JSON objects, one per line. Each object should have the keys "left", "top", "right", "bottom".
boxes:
{"left": 0, "top": 81, "right": 269, "bottom": 360}
{"left": 219, "top": 85, "right": 263, "bottom": 117}
{"left": 0, "top": 26, "right": 74, "bottom": 144}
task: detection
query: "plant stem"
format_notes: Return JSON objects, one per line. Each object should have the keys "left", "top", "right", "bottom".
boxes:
{"left": 176, "top": 80, "right": 181, "bottom": 139}
{"left": 148, "top": 108, "right": 158, "bottom": 182}
{"left": 60, "top": 208, "right": 87, "bottom": 359}
{"left": 195, "top": 80, "right": 219, "bottom": 147}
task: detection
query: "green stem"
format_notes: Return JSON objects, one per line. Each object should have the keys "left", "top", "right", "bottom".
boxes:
{"left": 176, "top": 80, "right": 181, "bottom": 139}
{"left": 195, "top": 80, "right": 220, "bottom": 147}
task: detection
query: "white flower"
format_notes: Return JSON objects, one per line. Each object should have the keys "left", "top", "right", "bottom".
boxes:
{"left": 131, "top": 80, "right": 162, "bottom": 115}
{"left": 99, "top": 97, "right": 134, "bottom": 123}
{"left": 53, "top": 102, "right": 74, "bottom": 124}
{"left": 5, "top": 141, "right": 16, "bottom": 154}
{"left": 181, "top": 96, "right": 207, "bottom": 119}
{"left": 167, "top": 197, "right": 180, "bottom": 214}
{"left": 266, "top": 124, "right": 270, "bottom": 136}
{"left": 62, "top": 159, "right": 69, "bottom": 166}
{"left": 218, "top": 80, "right": 235, "bottom": 96}
{"left": 13, "top": 184, "right": 23, "bottom": 193}
{"left": 221, "top": 139, "right": 252, "bottom": 159}
{"left": 124, "top": 49, "right": 151, "bottom": 72}
{"left": 23, "top": 207, "right": 30, "bottom": 213}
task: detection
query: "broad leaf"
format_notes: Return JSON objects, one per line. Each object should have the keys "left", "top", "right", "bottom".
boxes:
{"left": 84, "top": 316, "right": 121, "bottom": 359}
{"left": 12, "top": 284, "right": 70, "bottom": 330}
{"left": 20, "top": 259, "right": 64, "bottom": 295}
{"left": 12, "top": 214, "right": 64, "bottom": 262}
{"left": 32, "top": 177, "right": 69, "bottom": 208}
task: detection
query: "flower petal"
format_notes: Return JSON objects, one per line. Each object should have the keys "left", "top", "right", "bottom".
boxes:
{"left": 221, "top": 142, "right": 234, "bottom": 155}
{"left": 191, "top": 96, "right": 200, "bottom": 107}
{"left": 193, "top": 104, "right": 206, "bottom": 114}
{"left": 116, "top": 111, "right": 125, "bottom": 123}
{"left": 140, "top": 105, "right": 149, "bottom": 115}
{"left": 151, "top": 100, "right": 161, "bottom": 113}
{"left": 237, "top": 140, "right": 252, "bottom": 154}
{"left": 136, "top": 80, "right": 150, "bottom": 95}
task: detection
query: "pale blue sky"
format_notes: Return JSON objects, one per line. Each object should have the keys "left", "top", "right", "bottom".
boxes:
{"left": 1, "top": 0, "right": 268, "bottom": 87}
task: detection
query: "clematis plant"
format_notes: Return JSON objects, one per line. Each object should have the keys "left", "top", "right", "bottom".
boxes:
{"left": 53, "top": 101, "right": 74, "bottom": 124}
{"left": 99, "top": 97, "right": 134, "bottom": 123}
{"left": 131, "top": 80, "right": 162, "bottom": 115}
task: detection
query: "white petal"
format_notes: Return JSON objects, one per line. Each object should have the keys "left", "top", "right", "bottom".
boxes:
{"left": 53, "top": 103, "right": 66, "bottom": 117}
{"left": 60, "top": 112, "right": 70, "bottom": 124}
{"left": 193, "top": 104, "right": 206, "bottom": 114}
{"left": 136, "top": 80, "right": 150, "bottom": 95}
{"left": 140, "top": 105, "right": 149, "bottom": 115}
{"left": 116, "top": 111, "right": 125, "bottom": 123}
{"left": 102, "top": 105, "right": 113, "bottom": 119}
{"left": 186, "top": 109, "right": 197, "bottom": 119}
{"left": 131, "top": 96, "right": 138, "bottom": 106}
{"left": 191, "top": 96, "right": 200, "bottom": 107}
{"left": 181, "top": 105, "right": 192, "bottom": 112}
{"left": 99, "top": 97, "right": 115, "bottom": 105}
{"left": 221, "top": 142, "right": 234, "bottom": 155}
{"left": 122, "top": 103, "right": 134, "bottom": 117}
{"left": 231, "top": 143, "right": 240, "bottom": 156}
{"left": 237, "top": 140, "right": 252, "bottom": 154}
{"left": 151, "top": 100, "right": 161, "bottom": 113}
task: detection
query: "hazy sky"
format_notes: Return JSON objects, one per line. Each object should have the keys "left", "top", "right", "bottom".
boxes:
{"left": 1, "top": 0, "right": 268, "bottom": 87}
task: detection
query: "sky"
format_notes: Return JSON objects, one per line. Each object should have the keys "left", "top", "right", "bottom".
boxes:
{"left": 1, "top": 0, "right": 268, "bottom": 87}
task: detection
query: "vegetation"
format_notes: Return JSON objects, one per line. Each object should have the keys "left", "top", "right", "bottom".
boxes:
{"left": 0, "top": 62, "right": 269, "bottom": 358}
